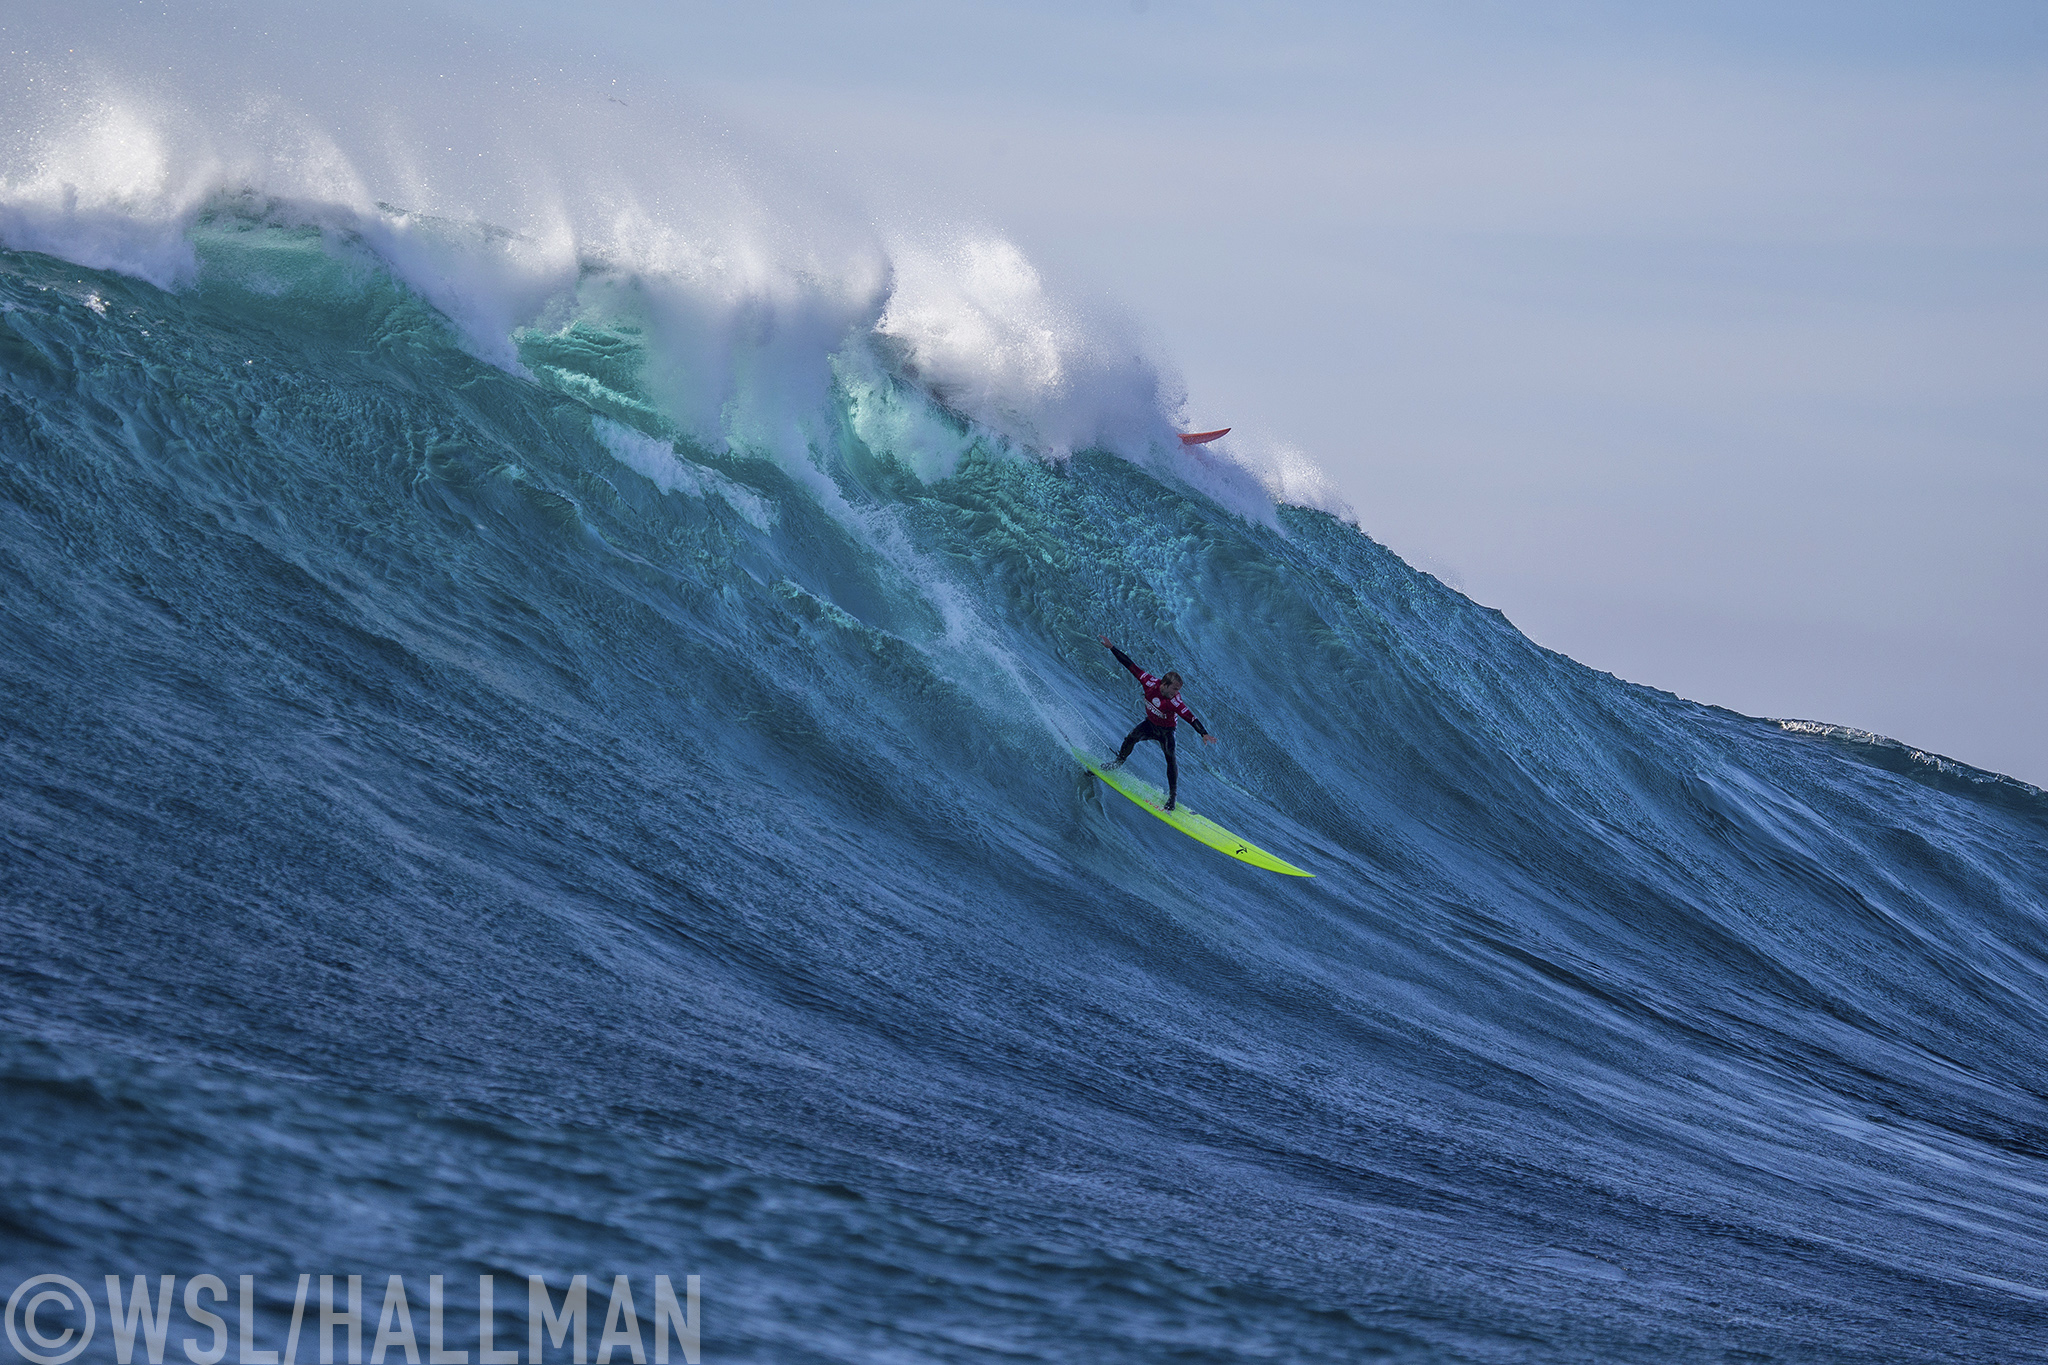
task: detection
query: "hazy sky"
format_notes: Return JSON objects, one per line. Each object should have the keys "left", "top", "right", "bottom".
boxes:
{"left": 26, "top": 1, "right": 2045, "bottom": 784}
{"left": 460, "top": 0, "right": 2048, "bottom": 783}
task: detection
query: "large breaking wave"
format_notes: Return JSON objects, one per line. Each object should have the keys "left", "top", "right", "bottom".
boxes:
{"left": 5, "top": 24, "right": 2048, "bottom": 1364}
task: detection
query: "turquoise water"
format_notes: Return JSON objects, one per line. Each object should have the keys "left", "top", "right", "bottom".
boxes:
{"left": 4, "top": 220, "right": 2048, "bottom": 1362}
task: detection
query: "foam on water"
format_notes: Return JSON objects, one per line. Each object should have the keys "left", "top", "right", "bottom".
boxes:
{"left": 593, "top": 417, "right": 778, "bottom": 531}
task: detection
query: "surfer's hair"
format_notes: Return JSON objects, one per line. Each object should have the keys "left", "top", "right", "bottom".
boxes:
{"left": 1161, "top": 671, "right": 1183, "bottom": 689}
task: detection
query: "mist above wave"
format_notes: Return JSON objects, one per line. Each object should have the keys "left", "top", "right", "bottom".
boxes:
{"left": 1, "top": 0, "right": 1355, "bottom": 522}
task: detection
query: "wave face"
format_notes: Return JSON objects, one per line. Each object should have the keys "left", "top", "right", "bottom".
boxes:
{"left": 5, "top": 212, "right": 2048, "bottom": 1364}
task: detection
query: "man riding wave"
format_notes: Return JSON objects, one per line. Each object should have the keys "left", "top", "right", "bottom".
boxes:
{"left": 1098, "top": 634, "right": 1217, "bottom": 811}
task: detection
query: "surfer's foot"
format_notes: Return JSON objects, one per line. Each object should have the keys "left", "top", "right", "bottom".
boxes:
{"left": 1104, "top": 758, "right": 1123, "bottom": 770}
{"left": 1164, "top": 797, "right": 1176, "bottom": 811}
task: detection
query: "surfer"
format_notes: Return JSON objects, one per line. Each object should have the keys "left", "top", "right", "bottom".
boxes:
{"left": 1098, "top": 635, "right": 1216, "bottom": 811}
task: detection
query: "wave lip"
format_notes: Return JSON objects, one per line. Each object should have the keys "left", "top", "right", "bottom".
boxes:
{"left": 1775, "top": 717, "right": 2048, "bottom": 812}
{"left": 2, "top": 61, "right": 1372, "bottom": 522}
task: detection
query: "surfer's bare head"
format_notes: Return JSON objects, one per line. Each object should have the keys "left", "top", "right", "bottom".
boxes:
{"left": 1160, "top": 671, "right": 1183, "bottom": 696}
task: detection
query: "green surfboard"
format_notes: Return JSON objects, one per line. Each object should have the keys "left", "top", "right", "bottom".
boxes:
{"left": 1075, "top": 748, "right": 1314, "bottom": 877}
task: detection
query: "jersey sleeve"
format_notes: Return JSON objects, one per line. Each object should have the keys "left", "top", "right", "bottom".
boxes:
{"left": 1173, "top": 697, "right": 1209, "bottom": 735}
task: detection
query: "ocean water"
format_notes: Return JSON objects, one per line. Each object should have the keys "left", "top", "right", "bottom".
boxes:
{"left": 6, "top": 70, "right": 2048, "bottom": 1365}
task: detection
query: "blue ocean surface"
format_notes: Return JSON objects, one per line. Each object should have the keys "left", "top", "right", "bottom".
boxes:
{"left": 4, "top": 212, "right": 2048, "bottom": 1365}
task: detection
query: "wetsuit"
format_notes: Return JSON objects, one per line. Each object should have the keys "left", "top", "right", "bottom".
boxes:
{"left": 1108, "top": 645, "right": 1210, "bottom": 806}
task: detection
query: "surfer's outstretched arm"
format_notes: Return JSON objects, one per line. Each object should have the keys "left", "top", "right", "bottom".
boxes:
{"left": 1100, "top": 635, "right": 1147, "bottom": 682}
{"left": 1179, "top": 704, "right": 1220, "bottom": 745}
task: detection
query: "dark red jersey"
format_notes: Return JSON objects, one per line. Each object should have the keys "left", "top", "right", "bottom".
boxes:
{"left": 1110, "top": 646, "right": 1209, "bottom": 734}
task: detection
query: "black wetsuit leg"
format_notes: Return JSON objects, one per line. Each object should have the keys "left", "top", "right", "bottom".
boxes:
{"left": 1115, "top": 719, "right": 1152, "bottom": 764}
{"left": 1117, "top": 720, "right": 1178, "bottom": 802}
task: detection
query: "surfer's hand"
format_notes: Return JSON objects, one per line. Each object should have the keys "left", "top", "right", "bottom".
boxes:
{"left": 1203, "top": 734, "right": 1219, "bottom": 745}
{"left": 1099, "top": 634, "right": 1113, "bottom": 648}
